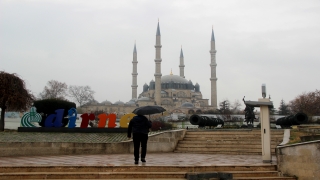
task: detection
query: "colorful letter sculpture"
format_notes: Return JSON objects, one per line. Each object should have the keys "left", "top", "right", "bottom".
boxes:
{"left": 120, "top": 113, "right": 136, "bottom": 128}
{"left": 67, "top": 108, "right": 77, "bottom": 128}
{"left": 21, "top": 107, "right": 138, "bottom": 129}
{"left": 44, "top": 109, "right": 65, "bottom": 127}
{"left": 21, "top": 107, "right": 42, "bottom": 127}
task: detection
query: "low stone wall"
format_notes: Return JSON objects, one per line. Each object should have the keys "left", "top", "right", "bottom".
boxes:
{"left": 0, "top": 129, "right": 186, "bottom": 157}
{"left": 298, "top": 125, "right": 320, "bottom": 134}
{"left": 145, "top": 129, "right": 186, "bottom": 152}
{"left": 276, "top": 140, "right": 320, "bottom": 180}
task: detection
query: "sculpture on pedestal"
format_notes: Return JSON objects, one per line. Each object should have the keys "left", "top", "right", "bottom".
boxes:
{"left": 243, "top": 96, "right": 256, "bottom": 126}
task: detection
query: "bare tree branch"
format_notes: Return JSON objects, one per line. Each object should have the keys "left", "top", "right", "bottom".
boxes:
{"left": 68, "top": 85, "right": 95, "bottom": 106}
{"left": 39, "top": 80, "right": 68, "bottom": 100}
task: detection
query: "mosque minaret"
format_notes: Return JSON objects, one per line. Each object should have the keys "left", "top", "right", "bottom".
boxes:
{"left": 131, "top": 43, "right": 138, "bottom": 99}
{"left": 179, "top": 47, "right": 185, "bottom": 78}
{"left": 210, "top": 28, "right": 218, "bottom": 109}
{"left": 83, "top": 22, "right": 218, "bottom": 115}
{"left": 154, "top": 22, "right": 162, "bottom": 105}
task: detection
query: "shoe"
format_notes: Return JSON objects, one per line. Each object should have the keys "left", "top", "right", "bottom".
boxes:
{"left": 141, "top": 158, "right": 146, "bottom": 163}
{"left": 134, "top": 161, "right": 138, "bottom": 164}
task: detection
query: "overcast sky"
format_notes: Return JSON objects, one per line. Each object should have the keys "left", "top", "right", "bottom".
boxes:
{"left": 1, "top": 0, "right": 320, "bottom": 110}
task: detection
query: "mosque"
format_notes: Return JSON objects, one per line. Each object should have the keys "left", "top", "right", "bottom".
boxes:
{"left": 81, "top": 22, "right": 218, "bottom": 115}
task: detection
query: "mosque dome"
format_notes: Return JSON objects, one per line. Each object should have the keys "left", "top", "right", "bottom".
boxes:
{"left": 161, "top": 74, "right": 188, "bottom": 84}
{"left": 101, "top": 100, "right": 112, "bottom": 105}
{"left": 181, "top": 102, "right": 194, "bottom": 108}
{"left": 126, "top": 101, "right": 136, "bottom": 105}
{"left": 114, "top": 100, "right": 124, "bottom": 105}
{"left": 126, "top": 98, "right": 137, "bottom": 105}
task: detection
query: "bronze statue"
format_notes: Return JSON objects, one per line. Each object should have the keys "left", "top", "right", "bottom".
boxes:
{"left": 243, "top": 96, "right": 256, "bottom": 126}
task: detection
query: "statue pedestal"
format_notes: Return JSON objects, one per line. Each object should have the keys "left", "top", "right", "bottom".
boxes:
{"left": 259, "top": 98, "right": 272, "bottom": 163}
{"left": 244, "top": 98, "right": 273, "bottom": 163}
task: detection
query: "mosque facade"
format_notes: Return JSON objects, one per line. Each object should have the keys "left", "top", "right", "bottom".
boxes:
{"left": 81, "top": 22, "right": 218, "bottom": 115}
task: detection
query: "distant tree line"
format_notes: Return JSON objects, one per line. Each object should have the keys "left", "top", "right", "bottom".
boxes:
{"left": 38, "top": 80, "right": 95, "bottom": 107}
{"left": 202, "top": 89, "right": 320, "bottom": 119}
{"left": 1, "top": 70, "right": 320, "bottom": 131}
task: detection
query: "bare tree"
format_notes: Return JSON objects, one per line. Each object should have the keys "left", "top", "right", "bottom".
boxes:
{"left": 68, "top": 85, "right": 95, "bottom": 106}
{"left": 0, "top": 71, "right": 34, "bottom": 131}
{"left": 289, "top": 90, "right": 320, "bottom": 116}
{"left": 230, "top": 99, "right": 242, "bottom": 114}
{"left": 39, "top": 80, "right": 68, "bottom": 100}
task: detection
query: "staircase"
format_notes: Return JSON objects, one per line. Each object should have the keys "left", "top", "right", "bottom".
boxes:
{"left": 175, "top": 129, "right": 284, "bottom": 155}
{"left": 0, "top": 129, "right": 297, "bottom": 179}
{"left": 0, "top": 165, "right": 296, "bottom": 180}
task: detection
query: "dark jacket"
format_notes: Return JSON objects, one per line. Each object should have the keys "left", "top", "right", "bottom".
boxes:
{"left": 127, "top": 115, "right": 152, "bottom": 137}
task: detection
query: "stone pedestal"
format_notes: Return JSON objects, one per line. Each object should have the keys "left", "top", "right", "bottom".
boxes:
{"left": 244, "top": 98, "right": 273, "bottom": 163}
{"left": 259, "top": 98, "right": 272, "bottom": 163}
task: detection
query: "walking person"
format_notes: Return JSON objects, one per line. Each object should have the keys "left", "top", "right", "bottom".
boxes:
{"left": 127, "top": 114, "right": 152, "bottom": 164}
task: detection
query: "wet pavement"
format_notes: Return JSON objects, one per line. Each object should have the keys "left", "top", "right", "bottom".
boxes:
{"left": 0, "top": 153, "right": 276, "bottom": 167}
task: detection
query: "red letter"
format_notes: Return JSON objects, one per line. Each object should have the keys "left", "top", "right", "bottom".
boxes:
{"left": 80, "top": 113, "right": 95, "bottom": 128}
{"left": 97, "top": 114, "right": 107, "bottom": 128}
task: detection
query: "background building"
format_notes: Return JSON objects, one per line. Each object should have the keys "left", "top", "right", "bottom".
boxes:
{"left": 82, "top": 22, "right": 217, "bottom": 115}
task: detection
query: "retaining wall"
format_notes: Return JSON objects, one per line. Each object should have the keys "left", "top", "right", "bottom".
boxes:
{"left": 0, "top": 129, "right": 186, "bottom": 157}
{"left": 276, "top": 140, "right": 320, "bottom": 180}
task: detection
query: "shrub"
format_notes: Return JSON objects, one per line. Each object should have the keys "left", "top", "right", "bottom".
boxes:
{"left": 33, "top": 99, "right": 76, "bottom": 127}
{"left": 151, "top": 120, "right": 173, "bottom": 131}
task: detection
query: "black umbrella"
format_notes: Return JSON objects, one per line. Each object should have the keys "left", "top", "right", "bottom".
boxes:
{"left": 132, "top": 105, "right": 166, "bottom": 115}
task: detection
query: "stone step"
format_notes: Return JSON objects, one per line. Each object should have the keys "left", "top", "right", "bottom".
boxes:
{"left": 179, "top": 140, "right": 280, "bottom": 145}
{"left": 184, "top": 135, "right": 283, "bottom": 139}
{"left": 233, "top": 177, "right": 296, "bottom": 180}
{"left": 0, "top": 165, "right": 277, "bottom": 173}
{"left": 186, "top": 130, "right": 284, "bottom": 135}
{"left": 182, "top": 138, "right": 283, "bottom": 145}
{"left": 0, "top": 172, "right": 295, "bottom": 180}
{"left": 0, "top": 171, "right": 293, "bottom": 180}
{"left": 228, "top": 171, "right": 278, "bottom": 177}
{"left": 185, "top": 132, "right": 284, "bottom": 135}
{"left": 175, "top": 147, "right": 276, "bottom": 152}
{"left": 174, "top": 151, "right": 270, "bottom": 155}
{"left": 31, "top": 179, "right": 187, "bottom": 180}
{"left": 176, "top": 144, "right": 278, "bottom": 149}
{"left": 0, "top": 172, "right": 186, "bottom": 179}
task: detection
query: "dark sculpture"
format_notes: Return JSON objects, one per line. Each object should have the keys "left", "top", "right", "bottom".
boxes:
{"left": 276, "top": 112, "right": 308, "bottom": 127}
{"left": 189, "top": 114, "right": 224, "bottom": 127}
{"left": 243, "top": 96, "right": 256, "bottom": 126}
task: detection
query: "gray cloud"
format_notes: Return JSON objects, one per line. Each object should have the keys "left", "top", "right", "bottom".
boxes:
{"left": 1, "top": 0, "right": 320, "bottom": 109}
